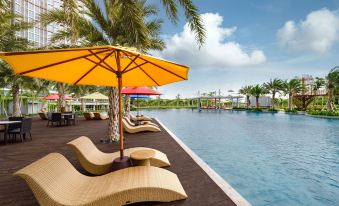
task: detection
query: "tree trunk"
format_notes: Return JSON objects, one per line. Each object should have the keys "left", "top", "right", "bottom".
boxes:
{"left": 108, "top": 87, "right": 119, "bottom": 142}
{"left": 12, "top": 84, "right": 21, "bottom": 117}
{"left": 256, "top": 96, "right": 259, "bottom": 108}
{"left": 81, "top": 98, "right": 86, "bottom": 111}
{"left": 288, "top": 93, "right": 293, "bottom": 110}
{"left": 272, "top": 92, "right": 275, "bottom": 110}
{"left": 327, "top": 88, "right": 334, "bottom": 111}
{"left": 246, "top": 95, "right": 250, "bottom": 108}
{"left": 57, "top": 83, "right": 65, "bottom": 112}
{"left": 123, "top": 95, "right": 130, "bottom": 117}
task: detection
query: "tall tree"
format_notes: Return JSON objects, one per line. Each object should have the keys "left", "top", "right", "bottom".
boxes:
{"left": 283, "top": 79, "right": 302, "bottom": 110}
{"left": 326, "top": 66, "right": 339, "bottom": 111}
{"left": 264, "top": 78, "right": 283, "bottom": 110}
{"left": 239, "top": 85, "right": 252, "bottom": 109}
{"left": 40, "top": 0, "right": 205, "bottom": 141}
{"left": 250, "top": 84, "right": 266, "bottom": 108}
{"left": 0, "top": 0, "right": 33, "bottom": 116}
{"left": 41, "top": 0, "right": 82, "bottom": 112}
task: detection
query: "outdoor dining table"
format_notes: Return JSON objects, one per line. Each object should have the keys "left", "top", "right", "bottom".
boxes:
{"left": 61, "top": 113, "right": 73, "bottom": 126}
{"left": 0, "top": 121, "right": 22, "bottom": 144}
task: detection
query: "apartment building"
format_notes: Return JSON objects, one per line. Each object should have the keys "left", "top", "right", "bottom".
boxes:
{"left": 12, "top": 0, "right": 62, "bottom": 47}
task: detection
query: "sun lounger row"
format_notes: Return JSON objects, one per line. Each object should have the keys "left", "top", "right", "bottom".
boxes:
{"left": 14, "top": 136, "right": 187, "bottom": 205}
{"left": 84, "top": 112, "right": 109, "bottom": 120}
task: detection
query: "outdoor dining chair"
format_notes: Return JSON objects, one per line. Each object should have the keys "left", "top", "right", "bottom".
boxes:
{"left": 69, "top": 112, "right": 78, "bottom": 125}
{"left": 47, "top": 113, "right": 63, "bottom": 127}
{"left": 7, "top": 118, "right": 32, "bottom": 142}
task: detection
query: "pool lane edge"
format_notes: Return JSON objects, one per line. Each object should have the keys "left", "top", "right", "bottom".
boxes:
{"left": 155, "top": 118, "right": 251, "bottom": 206}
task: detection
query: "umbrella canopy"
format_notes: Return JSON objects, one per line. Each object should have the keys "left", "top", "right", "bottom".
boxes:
{"left": 0, "top": 45, "right": 189, "bottom": 160}
{"left": 0, "top": 46, "right": 188, "bottom": 86}
{"left": 43, "top": 94, "right": 72, "bottom": 100}
{"left": 122, "top": 87, "right": 161, "bottom": 95}
{"left": 122, "top": 87, "right": 161, "bottom": 116}
{"left": 81, "top": 92, "right": 108, "bottom": 100}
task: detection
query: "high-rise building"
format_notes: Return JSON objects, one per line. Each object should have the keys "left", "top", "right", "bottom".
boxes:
{"left": 12, "top": 0, "right": 62, "bottom": 47}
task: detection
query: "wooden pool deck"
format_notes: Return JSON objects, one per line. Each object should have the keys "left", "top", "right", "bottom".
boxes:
{"left": 0, "top": 117, "right": 240, "bottom": 206}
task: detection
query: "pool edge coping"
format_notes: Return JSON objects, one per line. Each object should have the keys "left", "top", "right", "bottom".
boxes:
{"left": 155, "top": 118, "right": 251, "bottom": 206}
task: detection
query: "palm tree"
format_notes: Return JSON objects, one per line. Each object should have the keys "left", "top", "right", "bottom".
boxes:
{"left": 41, "top": 0, "right": 205, "bottom": 141}
{"left": 283, "top": 79, "right": 302, "bottom": 110}
{"left": 40, "top": 0, "right": 82, "bottom": 111}
{"left": 250, "top": 84, "right": 266, "bottom": 108}
{"left": 239, "top": 85, "right": 252, "bottom": 109}
{"left": 0, "top": 1, "right": 33, "bottom": 116}
{"left": 326, "top": 66, "right": 339, "bottom": 111}
{"left": 24, "top": 79, "right": 51, "bottom": 114}
{"left": 264, "top": 78, "right": 283, "bottom": 110}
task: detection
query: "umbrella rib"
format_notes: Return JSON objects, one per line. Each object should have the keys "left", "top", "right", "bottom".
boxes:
{"left": 123, "top": 62, "right": 148, "bottom": 74}
{"left": 19, "top": 49, "right": 110, "bottom": 75}
{"left": 89, "top": 50, "right": 117, "bottom": 72}
{"left": 139, "top": 67, "right": 160, "bottom": 86}
{"left": 74, "top": 51, "right": 114, "bottom": 85}
{"left": 83, "top": 57, "right": 112, "bottom": 71}
{"left": 137, "top": 56, "right": 187, "bottom": 80}
{"left": 121, "top": 49, "right": 189, "bottom": 68}
{"left": 122, "top": 54, "right": 140, "bottom": 72}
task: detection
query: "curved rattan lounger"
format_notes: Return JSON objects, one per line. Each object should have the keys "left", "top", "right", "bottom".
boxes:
{"left": 93, "top": 112, "right": 109, "bottom": 120}
{"left": 14, "top": 153, "right": 187, "bottom": 206}
{"left": 123, "top": 119, "right": 161, "bottom": 133}
{"left": 83, "top": 112, "right": 94, "bottom": 120}
{"left": 130, "top": 113, "right": 152, "bottom": 121}
{"left": 67, "top": 136, "right": 170, "bottom": 175}
{"left": 124, "top": 116, "right": 158, "bottom": 127}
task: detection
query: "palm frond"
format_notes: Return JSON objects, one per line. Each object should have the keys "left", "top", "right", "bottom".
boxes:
{"left": 178, "top": 0, "right": 206, "bottom": 46}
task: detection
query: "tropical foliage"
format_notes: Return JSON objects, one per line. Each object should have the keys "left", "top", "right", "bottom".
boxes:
{"left": 39, "top": 0, "right": 205, "bottom": 140}
{"left": 250, "top": 84, "right": 266, "bottom": 108}
{"left": 239, "top": 85, "right": 252, "bottom": 108}
{"left": 264, "top": 78, "right": 283, "bottom": 110}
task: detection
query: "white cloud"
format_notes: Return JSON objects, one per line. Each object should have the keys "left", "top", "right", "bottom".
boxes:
{"left": 158, "top": 13, "right": 266, "bottom": 69}
{"left": 277, "top": 8, "right": 339, "bottom": 53}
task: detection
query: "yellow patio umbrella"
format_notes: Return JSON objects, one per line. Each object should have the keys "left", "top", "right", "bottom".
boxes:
{"left": 0, "top": 45, "right": 189, "bottom": 163}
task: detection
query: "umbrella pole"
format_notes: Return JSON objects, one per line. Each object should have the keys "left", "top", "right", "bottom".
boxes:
{"left": 137, "top": 94, "right": 139, "bottom": 116}
{"left": 118, "top": 75, "right": 124, "bottom": 159}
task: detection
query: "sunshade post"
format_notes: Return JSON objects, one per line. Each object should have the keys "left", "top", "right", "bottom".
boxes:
{"left": 118, "top": 76, "right": 124, "bottom": 159}
{"left": 137, "top": 94, "right": 139, "bottom": 116}
{"left": 116, "top": 51, "right": 124, "bottom": 159}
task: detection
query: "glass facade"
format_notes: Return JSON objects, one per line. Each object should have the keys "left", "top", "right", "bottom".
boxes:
{"left": 12, "top": 0, "right": 62, "bottom": 47}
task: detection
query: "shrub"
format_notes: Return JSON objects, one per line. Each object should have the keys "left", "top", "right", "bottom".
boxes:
{"left": 306, "top": 110, "right": 339, "bottom": 116}
{"left": 284, "top": 108, "right": 298, "bottom": 113}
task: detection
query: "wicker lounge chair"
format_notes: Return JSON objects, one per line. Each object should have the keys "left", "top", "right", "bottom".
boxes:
{"left": 124, "top": 116, "right": 158, "bottom": 127}
{"left": 83, "top": 112, "right": 94, "bottom": 120}
{"left": 67, "top": 136, "right": 170, "bottom": 175}
{"left": 130, "top": 113, "right": 152, "bottom": 121}
{"left": 123, "top": 118, "right": 161, "bottom": 133}
{"left": 14, "top": 153, "right": 187, "bottom": 206}
{"left": 94, "top": 112, "right": 109, "bottom": 120}
{"left": 38, "top": 112, "right": 48, "bottom": 120}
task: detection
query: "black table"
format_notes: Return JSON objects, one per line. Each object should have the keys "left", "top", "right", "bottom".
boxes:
{"left": 0, "top": 121, "right": 22, "bottom": 144}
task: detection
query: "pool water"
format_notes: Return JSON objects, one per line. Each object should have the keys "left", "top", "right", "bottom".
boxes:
{"left": 140, "top": 109, "right": 339, "bottom": 206}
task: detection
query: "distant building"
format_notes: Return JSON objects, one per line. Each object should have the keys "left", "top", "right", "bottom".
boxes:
{"left": 12, "top": 0, "right": 62, "bottom": 47}
{"left": 247, "top": 96, "right": 272, "bottom": 108}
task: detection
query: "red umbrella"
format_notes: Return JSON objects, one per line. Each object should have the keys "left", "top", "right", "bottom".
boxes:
{"left": 43, "top": 94, "right": 72, "bottom": 100}
{"left": 122, "top": 87, "right": 161, "bottom": 95}
{"left": 122, "top": 87, "right": 161, "bottom": 116}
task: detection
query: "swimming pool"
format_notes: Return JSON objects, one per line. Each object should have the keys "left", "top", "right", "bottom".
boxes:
{"left": 140, "top": 109, "right": 339, "bottom": 206}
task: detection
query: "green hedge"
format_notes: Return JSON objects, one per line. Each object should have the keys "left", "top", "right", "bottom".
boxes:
{"left": 306, "top": 110, "right": 339, "bottom": 116}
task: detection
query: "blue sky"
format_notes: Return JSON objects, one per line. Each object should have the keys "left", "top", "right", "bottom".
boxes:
{"left": 99, "top": 0, "right": 339, "bottom": 98}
